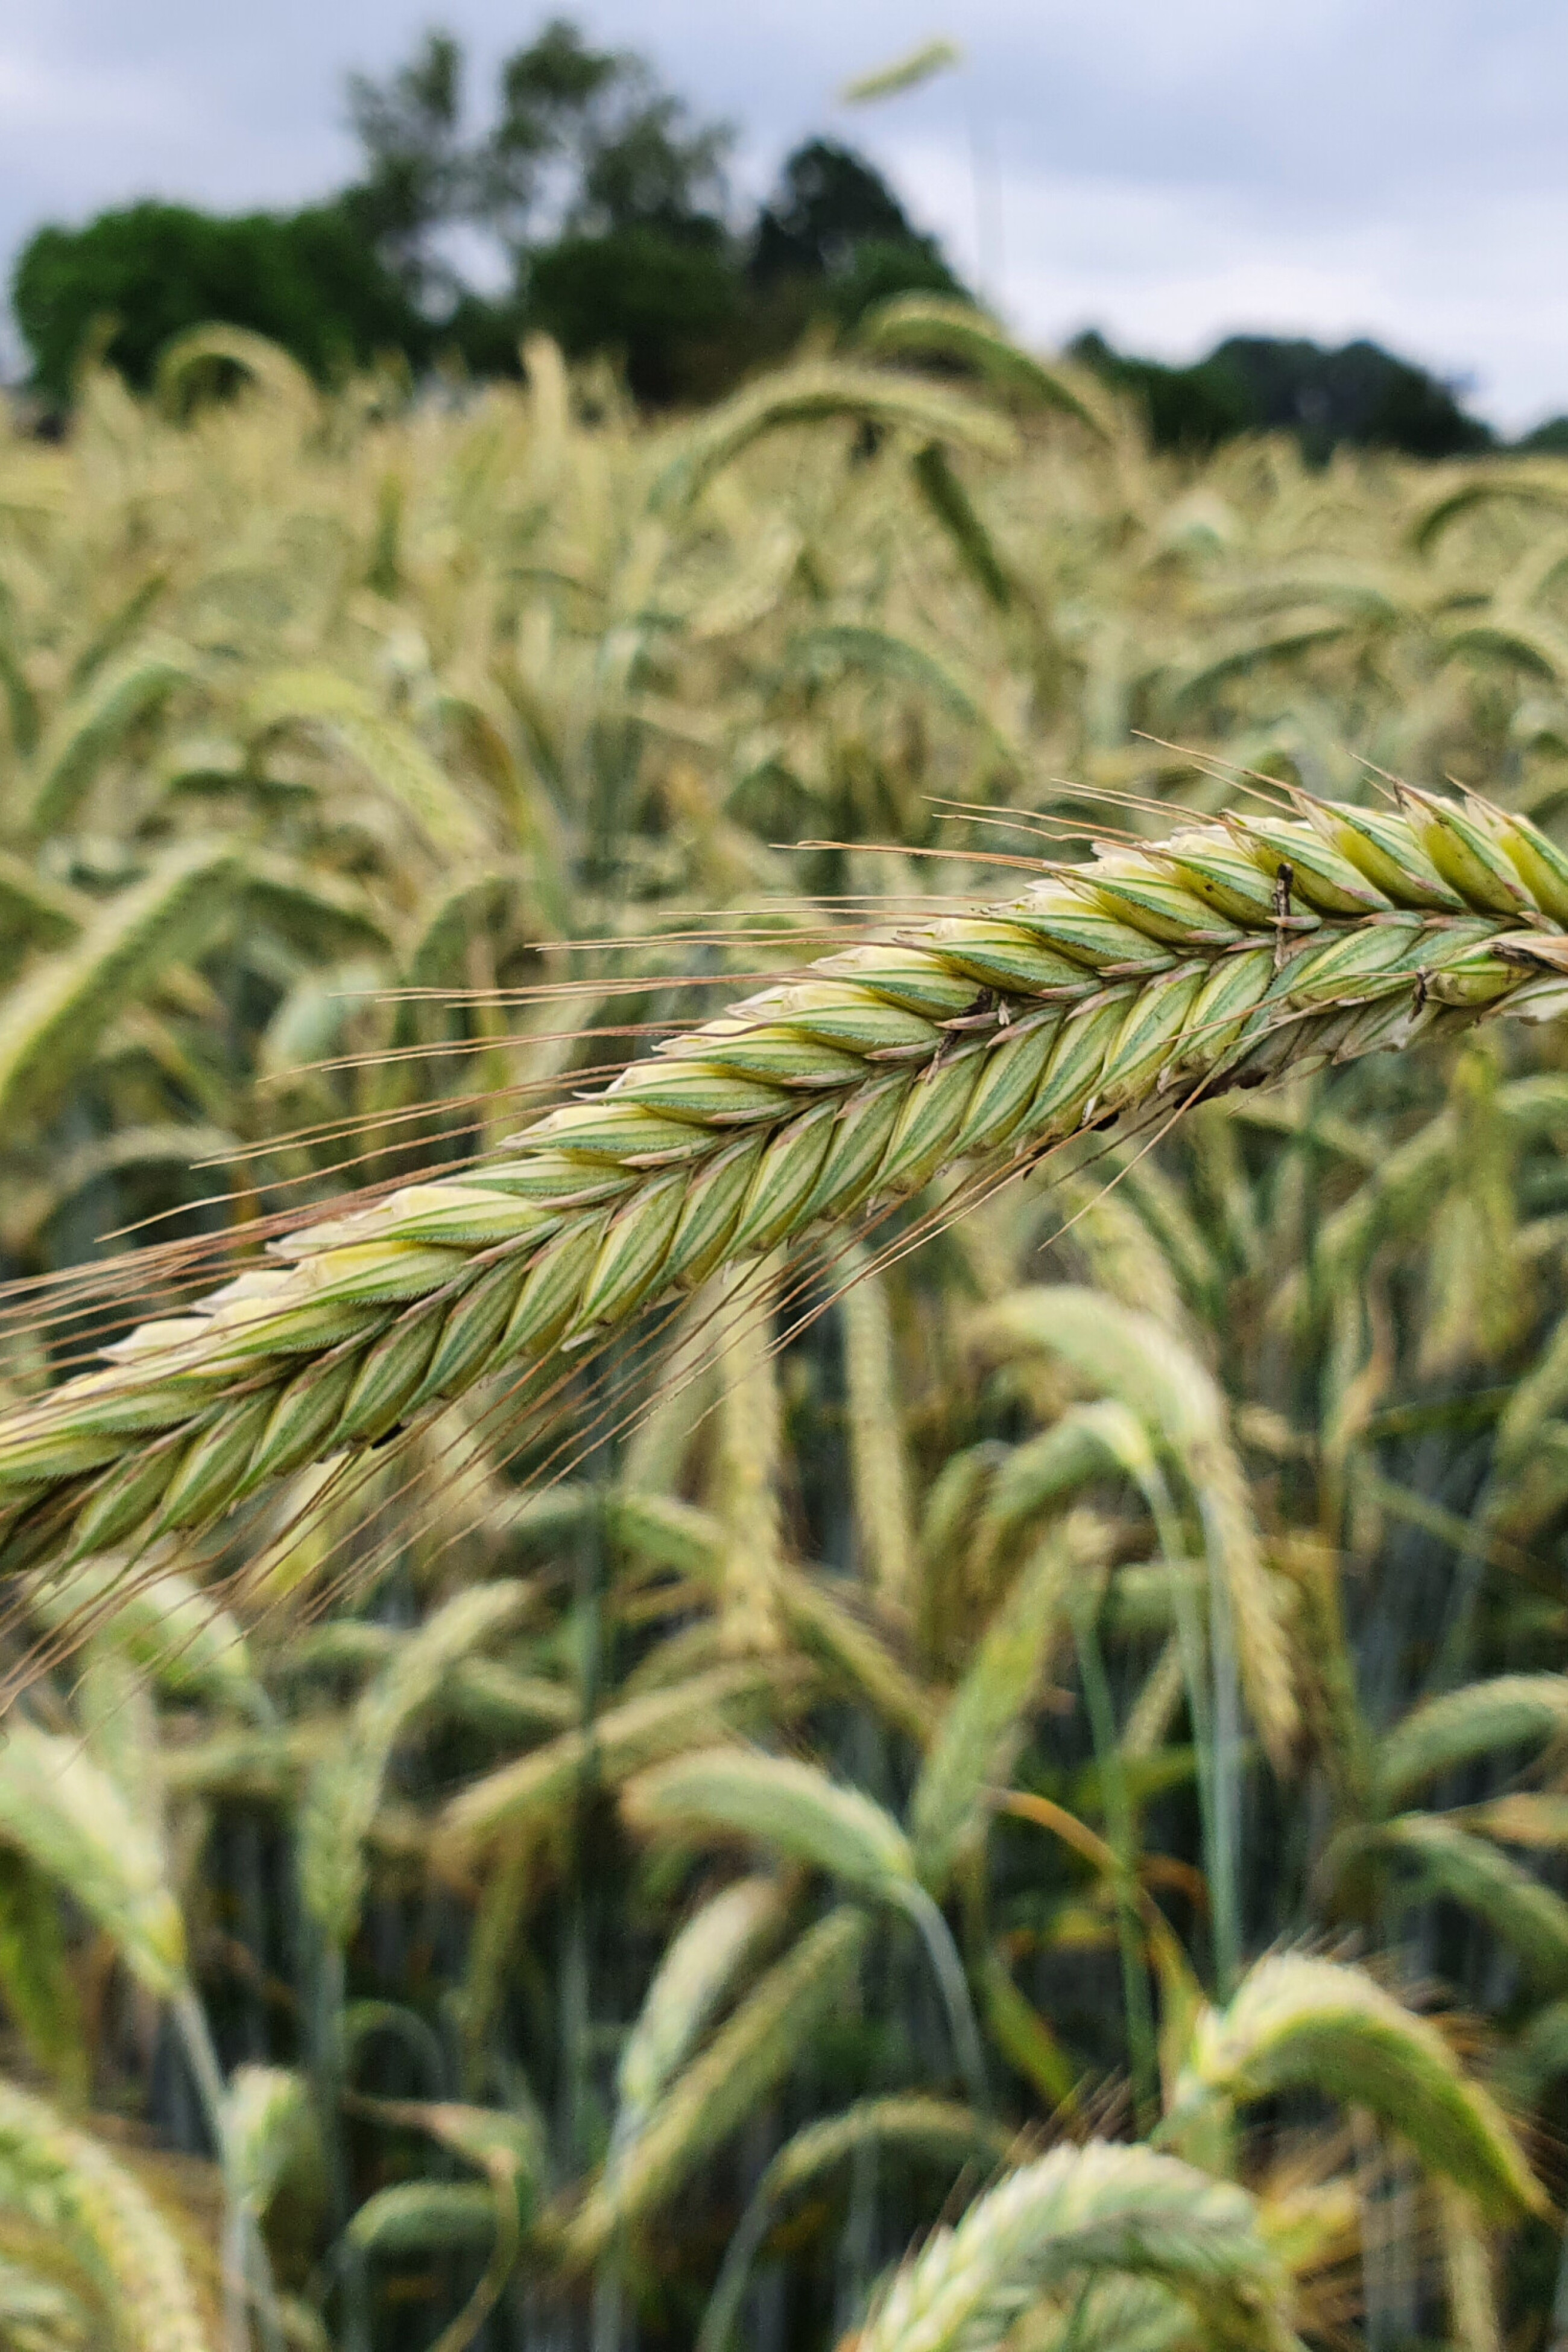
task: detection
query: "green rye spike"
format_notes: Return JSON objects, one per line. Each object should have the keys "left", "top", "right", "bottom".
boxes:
{"left": 4, "top": 793, "right": 1568, "bottom": 1572}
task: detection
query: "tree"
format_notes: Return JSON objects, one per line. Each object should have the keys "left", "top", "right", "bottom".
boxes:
{"left": 345, "top": 20, "right": 733, "bottom": 268}
{"left": 477, "top": 19, "right": 742, "bottom": 399}
{"left": 8, "top": 24, "right": 966, "bottom": 413}
{"left": 11, "top": 201, "right": 421, "bottom": 407}
{"left": 341, "top": 28, "right": 469, "bottom": 301}
{"left": 1070, "top": 329, "right": 1494, "bottom": 462}
{"left": 476, "top": 17, "right": 624, "bottom": 247}
{"left": 342, "top": 18, "right": 744, "bottom": 396}
{"left": 752, "top": 139, "right": 920, "bottom": 283}
{"left": 750, "top": 139, "right": 963, "bottom": 326}
{"left": 1212, "top": 335, "right": 1493, "bottom": 462}
{"left": 528, "top": 224, "right": 742, "bottom": 403}
{"left": 1067, "top": 332, "right": 1251, "bottom": 454}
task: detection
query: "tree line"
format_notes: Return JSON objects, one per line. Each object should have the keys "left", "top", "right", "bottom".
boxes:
{"left": 13, "top": 22, "right": 959, "bottom": 412}
{"left": 9, "top": 16, "right": 1547, "bottom": 460}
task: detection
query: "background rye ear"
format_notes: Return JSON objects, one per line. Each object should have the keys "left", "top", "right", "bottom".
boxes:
{"left": 0, "top": 2080, "right": 211, "bottom": 2352}
{"left": 856, "top": 2140, "right": 1291, "bottom": 2352}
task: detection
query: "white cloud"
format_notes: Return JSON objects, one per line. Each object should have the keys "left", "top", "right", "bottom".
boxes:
{"left": 0, "top": 46, "right": 174, "bottom": 133}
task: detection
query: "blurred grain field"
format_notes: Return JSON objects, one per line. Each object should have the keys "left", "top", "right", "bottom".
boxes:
{"left": 6, "top": 306, "right": 1568, "bottom": 2349}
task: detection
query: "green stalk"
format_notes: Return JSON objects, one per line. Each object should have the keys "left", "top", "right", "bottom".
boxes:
{"left": 174, "top": 1987, "right": 285, "bottom": 2352}
{"left": 895, "top": 1883, "right": 990, "bottom": 2113}
{"left": 1198, "top": 1494, "right": 1242, "bottom": 1999}
{"left": 1131, "top": 1459, "right": 1233, "bottom": 1996}
{"left": 1069, "top": 1596, "right": 1160, "bottom": 2134}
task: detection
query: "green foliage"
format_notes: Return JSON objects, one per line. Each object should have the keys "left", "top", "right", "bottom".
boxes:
{"left": 750, "top": 139, "right": 963, "bottom": 327}
{"left": 526, "top": 227, "right": 745, "bottom": 405}
{"left": 1071, "top": 326, "right": 1494, "bottom": 462}
{"left": 11, "top": 201, "right": 420, "bottom": 406}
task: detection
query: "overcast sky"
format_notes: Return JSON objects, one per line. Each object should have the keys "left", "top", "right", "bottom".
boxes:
{"left": 2, "top": 0, "right": 1566, "bottom": 431}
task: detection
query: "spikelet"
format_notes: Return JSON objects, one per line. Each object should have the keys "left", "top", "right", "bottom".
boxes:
{"left": 24, "top": 650, "right": 195, "bottom": 836}
{"left": 358, "top": 2094, "right": 543, "bottom": 2196}
{"left": 1417, "top": 1040, "right": 1523, "bottom": 1376}
{"left": 624, "top": 1746, "right": 917, "bottom": 1902}
{"left": 698, "top": 2095, "right": 1016, "bottom": 2352}
{"left": 767, "top": 2094, "right": 1013, "bottom": 2207}
{"left": 0, "top": 2248, "right": 90, "bottom": 2352}
{"left": 775, "top": 1563, "right": 930, "bottom": 1742}
{"left": 454, "top": 1833, "right": 536, "bottom": 2082}
{"left": 1123, "top": 1634, "right": 1188, "bottom": 1759}
{"left": 994, "top": 2273, "right": 1195, "bottom": 2352}
{"left": 347, "top": 2097, "right": 537, "bottom": 2348}
{"left": 624, "top": 1749, "right": 987, "bottom": 2101}
{"left": 0, "top": 1723, "right": 186, "bottom": 1999}
{"left": 855, "top": 2139, "right": 1289, "bottom": 2352}
{"left": 221, "top": 2067, "right": 317, "bottom": 2220}
{"left": 1373, "top": 1673, "right": 1568, "bottom": 1810}
{"left": 969, "top": 1403, "right": 1142, "bottom": 1579}
{"left": 27, "top": 1556, "right": 256, "bottom": 1711}
{"left": 1347, "top": 1815, "right": 1568, "bottom": 1991}
{"left": 0, "top": 840, "right": 239, "bottom": 1126}
{"left": 1268, "top": 1104, "right": 1453, "bottom": 1344}
{"left": 859, "top": 294, "right": 1114, "bottom": 438}
{"left": 650, "top": 359, "right": 1017, "bottom": 510}
{"left": 245, "top": 669, "right": 487, "bottom": 859}
{"left": 1043, "top": 1167, "right": 1192, "bottom": 1336}
{"left": 346, "top": 2181, "right": 497, "bottom": 2257}
{"left": 438, "top": 1663, "right": 786, "bottom": 1860}
{"left": 621, "top": 1292, "right": 719, "bottom": 1494}
{"left": 6, "top": 791, "right": 1568, "bottom": 1573}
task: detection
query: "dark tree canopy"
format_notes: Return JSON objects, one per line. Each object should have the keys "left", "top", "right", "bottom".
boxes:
{"left": 748, "top": 139, "right": 963, "bottom": 329}
{"left": 12, "top": 201, "right": 420, "bottom": 407}
{"left": 751, "top": 139, "right": 919, "bottom": 283}
{"left": 1071, "top": 329, "right": 1494, "bottom": 463}
{"left": 528, "top": 226, "right": 741, "bottom": 403}
{"left": 571, "top": 89, "right": 729, "bottom": 239}
{"left": 342, "top": 17, "right": 731, "bottom": 273}
{"left": 478, "top": 21, "right": 625, "bottom": 242}
{"left": 1212, "top": 335, "right": 1493, "bottom": 462}
{"left": 335, "top": 17, "right": 743, "bottom": 392}
{"left": 341, "top": 28, "right": 469, "bottom": 296}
